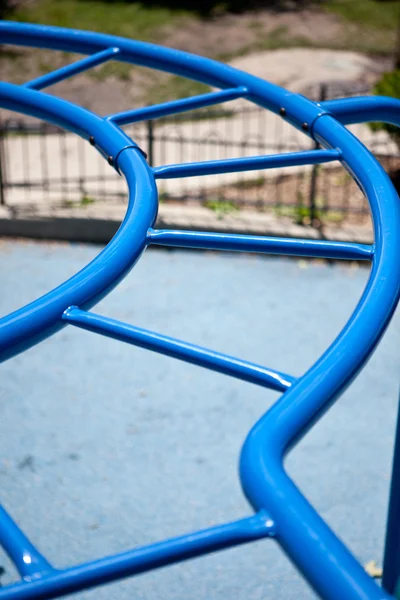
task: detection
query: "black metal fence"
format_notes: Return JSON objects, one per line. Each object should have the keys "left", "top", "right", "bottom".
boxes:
{"left": 0, "top": 83, "right": 398, "bottom": 225}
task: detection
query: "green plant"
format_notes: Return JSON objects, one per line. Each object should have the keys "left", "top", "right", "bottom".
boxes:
{"left": 273, "top": 204, "right": 343, "bottom": 224}
{"left": 63, "top": 194, "right": 95, "bottom": 208}
{"left": 205, "top": 198, "right": 239, "bottom": 217}
{"left": 295, "top": 189, "right": 306, "bottom": 225}
{"left": 80, "top": 194, "right": 95, "bottom": 205}
{"left": 370, "top": 69, "right": 400, "bottom": 149}
{"left": 11, "top": 0, "right": 191, "bottom": 42}
{"left": 158, "top": 189, "right": 170, "bottom": 204}
{"left": 323, "top": 0, "right": 398, "bottom": 30}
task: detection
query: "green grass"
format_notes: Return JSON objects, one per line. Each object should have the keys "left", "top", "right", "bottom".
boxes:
{"left": 323, "top": 0, "right": 399, "bottom": 31}
{"left": 6, "top": 0, "right": 400, "bottom": 86}
{"left": 10, "top": 0, "right": 192, "bottom": 42}
{"left": 320, "top": 0, "right": 399, "bottom": 55}
{"left": 145, "top": 75, "right": 211, "bottom": 104}
{"left": 7, "top": 0, "right": 194, "bottom": 83}
{"left": 205, "top": 199, "right": 239, "bottom": 216}
{"left": 274, "top": 204, "right": 344, "bottom": 224}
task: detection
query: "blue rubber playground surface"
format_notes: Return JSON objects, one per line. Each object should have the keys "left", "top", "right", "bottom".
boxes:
{"left": 0, "top": 239, "right": 399, "bottom": 600}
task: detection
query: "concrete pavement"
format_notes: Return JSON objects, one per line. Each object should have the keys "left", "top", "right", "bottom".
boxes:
{"left": 0, "top": 240, "right": 399, "bottom": 599}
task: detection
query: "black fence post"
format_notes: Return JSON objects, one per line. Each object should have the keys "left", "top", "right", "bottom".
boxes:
{"left": 309, "top": 83, "right": 327, "bottom": 225}
{"left": 147, "top": 120, "right": 154, "bottom": 167}
{"left": 0, "top": 120, "right": 6, "bottom": 206}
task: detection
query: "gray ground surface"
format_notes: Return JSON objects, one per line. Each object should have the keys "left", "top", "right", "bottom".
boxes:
{"left": 0, "top": 240, "right": 399, "bottom": 599}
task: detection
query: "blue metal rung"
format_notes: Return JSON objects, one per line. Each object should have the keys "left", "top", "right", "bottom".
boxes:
{"left": 24, "top": 47, "right": 120, "bottom": 91}
{"left": 62, "top": 307, "right": 295, "bottom": 392}
{"left": 147, "top": 229, "right": 374, "bottom": 261}
{"left": 106, "top": 86, "right": 248, "bottom": 125}
{"left": 153, "top": 149, "right": 341, "bottom": 179}
{"left": 0, "top": 513, "right": 273, "bottom": 600}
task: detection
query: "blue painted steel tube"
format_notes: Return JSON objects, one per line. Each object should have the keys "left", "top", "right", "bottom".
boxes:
{"left": 107, "top": 86, "right": 248, "bottom": 125}
{"left": 0, "top": 84, "right": 157, "bottom": 364}
{"left": 382, "top": 391, "right": 400, "bottom": 594}
{"left": 62, "top": 307, "right": 294, "bottom": 392}
{"left": 320, "top": 96, "right": 400, "bottom": 128}
{"left": 0, "top": 507, "right": 53, "bottom": 579}
{"left": 0, "top": 21, "right": 328, "bottom": 136}
{"left": 0, "top": 514, "right": 274, "bottom": 600}
{"left": 24, "top": 47, "right": 120, "bottom": 90}
{"left": 240, "top": 113, "right": 400, "bottom": 600}
{"left": 0, "top": 22, "right": 399, "bottom": 600}
{"left": 153, "top": 149, "right": 340, "bottom": 179}
{"left": 147, "top": 229, "right": 373, "bottom": 261}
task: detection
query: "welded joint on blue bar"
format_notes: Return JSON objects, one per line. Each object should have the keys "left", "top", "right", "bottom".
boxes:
{"left": 113, "top": 144, "right": 148, "bottom": 174}
{"left": 278, "top": 104, "right": 335, "bottom": 138}
{"left": 0, "top": 505, "right": 54, "bottom": 580}
{"left": 308, "top": 111, "right": 338, "bottom": 140}
{"left": 249, "top": 510, "right": 276, "bottom": 538}
{"left": 22, "top": 567, "right": 57, "bottom": 583}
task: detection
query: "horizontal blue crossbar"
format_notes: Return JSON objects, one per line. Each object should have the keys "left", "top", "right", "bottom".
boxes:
{"left": 24, "top": 47, "right": 120, "bottom": 90}
{"left": 0, "top": 506, "right": 53, "bottom": 578}
{"left": 106, "top": 86, "right": 248, "bottom": 125}
{"left": 0, "top": 513, "right": 273, "bottom": 600}
{"left": 153, "top": 149, "right": 341, "bottom": 179}
{"left": 62, "top": 307, "right": 294, "bottom": 392}
{"left": 147, "top": 229, "right": 373, "bottom": 261}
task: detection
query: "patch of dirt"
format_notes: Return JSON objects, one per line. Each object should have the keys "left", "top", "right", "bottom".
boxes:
{"left": 229, "top": 48, "right": 390, "bottom": 97}
{"left": 162, "top": 8, "right": 345, "bottom": 58}
{"left": 0, "top": 6, "right": 394, "bottom": 121}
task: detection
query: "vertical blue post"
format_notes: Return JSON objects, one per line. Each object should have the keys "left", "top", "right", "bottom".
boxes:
{"left": 382, "top": 389, "right": 400, "bottom": 595}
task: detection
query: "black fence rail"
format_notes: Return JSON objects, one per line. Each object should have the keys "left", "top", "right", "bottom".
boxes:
{"left": 0, "top": 83, "right": 398, "bottom": 226}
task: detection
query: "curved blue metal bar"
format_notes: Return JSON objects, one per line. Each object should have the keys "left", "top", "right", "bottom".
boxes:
{"left": 0, "top": 20, "right": 399, "bottom": 600}
{"left": 240, "top": 113, "right": 400, "bottom": 600}
{"left": 321, "top": 95, "right": 400, "bottom": 127}
{"left": 0, "top": 21, "right": 332, "bottom": 135}
{"left": 0, "top": 83, "right": 157, "bottom": 363}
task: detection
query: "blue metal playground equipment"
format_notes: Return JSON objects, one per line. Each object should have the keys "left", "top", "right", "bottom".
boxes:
{"left": 0, "top": 20, "right": 400, "bottom": 600}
